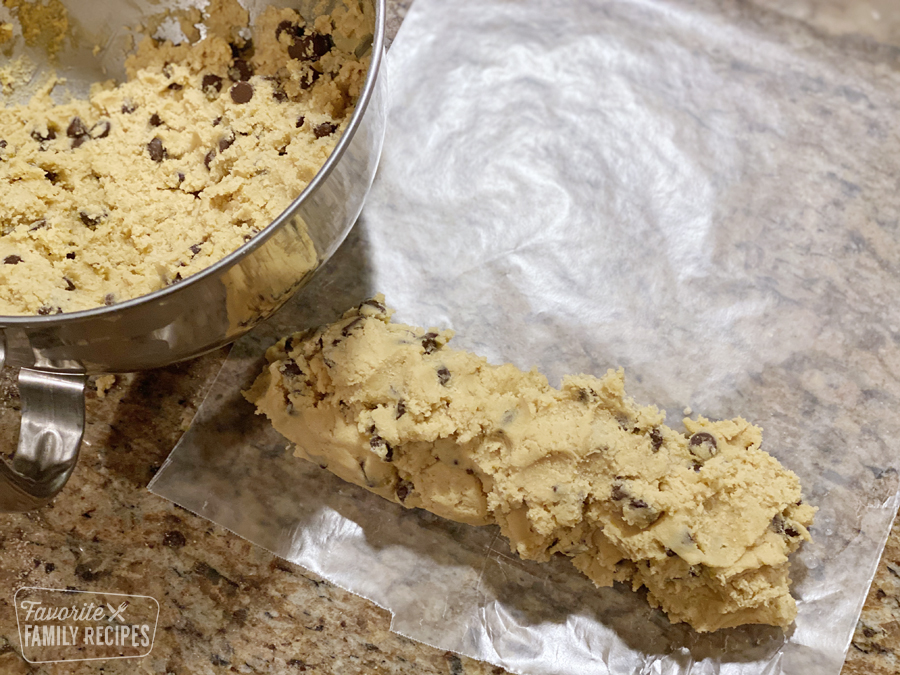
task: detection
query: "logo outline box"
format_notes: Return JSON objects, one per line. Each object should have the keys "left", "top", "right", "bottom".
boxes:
{"left": 14, "top": 586, "right": 160, "bottom": 664}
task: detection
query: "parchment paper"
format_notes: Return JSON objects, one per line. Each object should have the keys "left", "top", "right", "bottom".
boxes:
{"left": 150, "top": 0, "right": 900, "bottom": 672}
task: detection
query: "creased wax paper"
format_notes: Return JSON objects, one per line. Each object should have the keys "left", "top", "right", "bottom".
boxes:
{"left": 150, "top": 0, "right": 900, "bottom": 672}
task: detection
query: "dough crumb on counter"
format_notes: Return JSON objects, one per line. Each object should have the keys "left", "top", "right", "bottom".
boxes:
{"left": 245, "top": 297, "right": 816, "bottom": 633}
{"left": 91, "top": 373, "right": 116, "bottom": 398}
{"left": 0, "top": 0, "right": 371, "bottom": 315}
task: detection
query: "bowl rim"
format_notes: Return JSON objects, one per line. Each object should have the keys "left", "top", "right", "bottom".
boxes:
{"left": 0, "top": 0, "right": 386, "bottom": 326}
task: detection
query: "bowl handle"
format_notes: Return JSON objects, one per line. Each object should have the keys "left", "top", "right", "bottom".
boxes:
{"left": 0, "top": 360, "right": 85, "bottom": 512}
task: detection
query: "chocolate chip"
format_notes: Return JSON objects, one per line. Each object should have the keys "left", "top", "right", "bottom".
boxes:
{"left": 299, "top": 69, "right": 320, "bottom": 90}
{"left": 218, "top": 135, "right": 235, "bottom": 152}
{"left": 370, "top": 435, "right": 385, "bottom": 449}
{"left": 276, "top": 20, "right": 304, "bottom": 41}
{"left": 202, "top": 74, "right": 223, "bottom": 97}
{"left": 149, "top": 113, "right": 163, "bottom": 127}
{"left": 624, "top": 497, "right": 661, "bottom": 528}
{"left": 177, "top": 172, "right": 185, "bottom": 184}
{"left": 665, "top": 548, "right": 676, "bottom": 557}
{"left": 228, "top": 59, "right": 253, "bottom": 82}
{"left": 437, "top": 367, "right": 451, "bottom": 386}
{"left": 31, "top": 127, "right": 56, "bottom": 143}
{"left": 162, "top": 62, "right": 173, "bottom": 78}
{"left": 66, "top": 252, "right": 76, "bottom": 260}
{"left": 189, "top": 243, "right": 202, "bottom": 256}
{"left": 80, "top": 212, "right": 101, "bottom": 229}
{"left": 284, "top": 336, "right": 294, "bottom": 353}
{"left": 295, "top": 116, "right": 305, "bottom": 129}
{"left": 501, "top": 410, "right": 516, "bottom": 425}
{"left": 230, "top": 39, "right": 254, "bottom": 60}
{"left": 396, "top": 479, "right": 413, "bottom": 502}
{"left": 649, "top": 428, "right": 663, "bottom": 452}
{"left": 104, "top": 293, "right": 115, "bottom": 306}
{"left": 212, "top": 116, "right": 222, "bottom": 127}
{"left": 148, "top": 137, "right": 167, "bottom": 162}
{"left": 90, "top": 121, "right": 111, "bottom": 139}
{"left": 771, "top": 513, "right": 801, "bottom": 539}
{"left": 281, "top": 361, "right": 302, "bottom": 377}
{"left": 276, "top": 20, "right": 293, "bottom": 40}
{"left": 286, "top": 40, "right": 307, "bottom": 60}
{"left": 63, "top": 277, "right": 76, "bottom": 291}
{"left": 396, "top": 399, "right": 406, "bottom": 419}
{"left": 384, "top": 445, "right": 393, "bottom": 462}
{"left": 272, "top": 86, "right": 288, "bottom": 103}
{"left": 288, "top": 32, "right": 333, "bottom": 61}
{"left": 37, "top": 306, "right": 57, "bottom": 315}
{"left": 67, "top": 117, "right": 88, "bottom": 138}
{"left": 611, "top": 484, "right": 627, "bottom": 501}
{"left": 230, "top": 82, "right": 253, "bottom": 104}
{"left": 121, "top": 101, "right": 136, "bottom": 114}
{"left": 771, "top": 514, "right": 784, "bottom": 534}
{"left": 363, "top": 298, "right": 387, "bottom": 313}
{"left": 0, "top": 140, "right": 8, "bottom": 148}
{"left": 341, "top": 316, "right": 363, "bottom": 336}
{"left": 4, "top": 255, "right": 22, "bottom": 264}
{"left": 688, "top": 432, "right": 718, "bottom": 462}
{"left": 167, "top": 82, "right": 183, "bottom": 91}
{"left": 44, "top": 170, "right": 58, "bottom": 183}
{"left": 29, "top": 219, "right": 47, "bottom": 231}
{"left": 421, "top": 332, "right": 439, "bottom": 354}
{"left": 71, "top": 134, "right": 88, "bottom": 149}
{"left": 314, "top": 122, "right": 337, "bottom": 138}
{"left": 204, "top": 149, "right": 216, "bottom": 169}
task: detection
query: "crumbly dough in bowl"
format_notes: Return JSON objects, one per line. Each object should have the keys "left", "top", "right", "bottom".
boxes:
{"left": 0, "top": 0, "right": 371, "bottom": 315}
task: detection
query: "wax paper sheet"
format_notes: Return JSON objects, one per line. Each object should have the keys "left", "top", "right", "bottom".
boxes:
{"left": 150, "top": 0, "right": 900, "bottom": 672}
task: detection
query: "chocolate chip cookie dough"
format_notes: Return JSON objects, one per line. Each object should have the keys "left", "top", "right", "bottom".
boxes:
{"left": 245, "top": 297, "right": 816, "bottom": 633}
{"left": 0, "top": 0, "right": 371, "bottom": 315}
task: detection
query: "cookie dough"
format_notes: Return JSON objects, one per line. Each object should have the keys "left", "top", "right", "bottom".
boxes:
{"left": 0, "top": 0, "right": 371, "bottom": 315}
{"left": 245, "top": 297, "right": 816, "bottom": 633}
{"left": 3, "top": 0, "right": 68, "bottom": 56}
{"left": 0, "top": 22, "right": 13, "bottom": 47}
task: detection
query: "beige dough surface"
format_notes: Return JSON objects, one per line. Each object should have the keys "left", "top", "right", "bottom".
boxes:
{"left": 246, "top": 297, "right": 817, "bottom": 633}
{"left": 2, "top": 0, "right": 68, "bottom": 56}
{"left": 0, "top": 0, "right": 370, "bottom": 315}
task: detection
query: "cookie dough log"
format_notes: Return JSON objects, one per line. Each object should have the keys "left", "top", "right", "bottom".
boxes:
{"left": 245, "top": 297, "right": 816, "bottom": 633}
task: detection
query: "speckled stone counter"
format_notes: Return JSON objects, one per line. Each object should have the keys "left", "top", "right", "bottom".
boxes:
{"left": 1, "top": 1, "right": 899, "bottom": 674}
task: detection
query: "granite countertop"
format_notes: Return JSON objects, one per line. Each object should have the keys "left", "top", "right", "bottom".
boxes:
{"left": 1, "top": 1, "right": 899, "bottom": 674}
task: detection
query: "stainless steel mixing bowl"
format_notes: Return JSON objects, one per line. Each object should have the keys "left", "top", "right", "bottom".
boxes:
{"left": 0, "top": 0, "right": 387, "bottom": 511}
